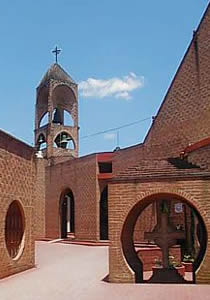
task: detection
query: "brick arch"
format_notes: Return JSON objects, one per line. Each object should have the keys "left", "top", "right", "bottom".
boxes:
{"left": 51, "top": 83, "right": 76, "bottom": 113}
{"left": 121, "top": 191, "right": 208, "bottom": 283}
{"left": 38, "top": 111, "right": 49, "bottom": 128}
{"left": 52, "top": 82, "right": 77, "bottom": 103}
{"left": 136, "top": 188, "right": 202, "bottom": 213}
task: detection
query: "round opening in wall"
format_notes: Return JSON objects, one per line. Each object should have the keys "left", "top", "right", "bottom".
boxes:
{"left": 5, "top": 201, "right": 25, "bottom": 260}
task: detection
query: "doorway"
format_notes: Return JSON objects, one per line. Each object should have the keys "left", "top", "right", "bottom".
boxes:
{"left": 60, "top": 190, "right": 75, "bottom": 238}
{"left": 100, "top": 186, "right": 108, "bottom": 240}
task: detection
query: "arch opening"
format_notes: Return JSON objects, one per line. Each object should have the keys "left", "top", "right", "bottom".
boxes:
{"left": 52, "top": 85, "right": 76, "bottom": 111}
{"left": 39, "top": 112, "right": 49, "bottom": 128}
{"left": 64, "top": 110, "right": 74, "bottom": 126}
{"left": 5, "top": 201, "right": 25, "bottom": 259}
{"left": 121, "top": 193, "right": 207, "bottom": 284}
{"left": 60, "top": 190, "right": 75, "bottom": 239}
{"left": 100, "top": 186, "right": 108, "bottom": 240}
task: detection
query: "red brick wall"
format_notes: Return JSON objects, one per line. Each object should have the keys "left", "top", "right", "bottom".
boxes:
{"left": 134, "top": 203, "right": 156, "bottom": 242}
{"left": 34, "top": 158, "right": 47, "bottom": 239}
{"left": 112, "top": 144, "right": 145, "bottom": 175}
{"left": 187, "top": 144, "right": 210, "bottom": 168}
{"left": 0, "top": 131, "right": 35, "bottom": 278}
{"left": 45, "top": 154, "right": 98, "bottom": 240}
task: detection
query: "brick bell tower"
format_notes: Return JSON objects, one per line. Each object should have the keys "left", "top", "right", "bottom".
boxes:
{"left": 34, "top": 62, "right": 79, "bottom": 161}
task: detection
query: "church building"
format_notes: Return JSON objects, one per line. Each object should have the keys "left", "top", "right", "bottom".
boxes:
{"left": 0, "top": 2, "right": 210, "bottom": 284}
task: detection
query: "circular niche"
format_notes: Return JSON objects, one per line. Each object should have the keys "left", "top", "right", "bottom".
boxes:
{"left": 5, "top": 201, "right": 25, "bottom": 260}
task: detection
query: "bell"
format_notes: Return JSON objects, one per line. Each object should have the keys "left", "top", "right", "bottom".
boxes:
{"left": 52, "top": 108, "right": 63, "bottom": 124}
{"left": 56, "top": 133, "right": 71, "bottom": 149}
{"left": 38, "top": 135, "right": 45, "bottom": 144}
{"left": 60, "top": 133, "right": 71, "bottom": 143}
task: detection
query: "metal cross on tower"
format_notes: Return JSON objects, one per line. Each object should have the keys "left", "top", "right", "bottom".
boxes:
{"left": 52, "top": 46, "right": 61, "bottom": 63}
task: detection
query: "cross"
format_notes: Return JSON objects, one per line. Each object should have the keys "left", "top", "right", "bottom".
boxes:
{"left": 144, "top": 201, "right": 185, "bottom": 268}
{"left": 52, "top": 46, "right": 61, "bottom": 63}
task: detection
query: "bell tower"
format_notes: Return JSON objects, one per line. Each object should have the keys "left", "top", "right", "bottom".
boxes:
{"left": 34, "top": 63, "right": 79, "bottom": 161}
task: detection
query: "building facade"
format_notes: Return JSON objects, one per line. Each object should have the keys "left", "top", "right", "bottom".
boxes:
{"left": 0, "top": 3, "right": 210, "bottom": 283}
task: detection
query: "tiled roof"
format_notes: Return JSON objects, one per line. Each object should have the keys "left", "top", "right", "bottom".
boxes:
{"left": 38, "top": 63, "right": 76, "bottom": 87}
{"left": 113, "top": 157, "right": 210, "bottom": 181}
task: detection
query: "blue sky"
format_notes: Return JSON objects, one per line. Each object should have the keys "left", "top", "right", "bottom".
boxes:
{"left": 0, "top": 0, "right": 209, "bottom": 156}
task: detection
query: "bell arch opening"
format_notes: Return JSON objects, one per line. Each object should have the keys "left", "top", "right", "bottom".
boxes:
{"left": 52, "top": 108, "right": 74, "bottom": 126}
{"left": 64, "top": 110, "right": 74, "bottom": 126}
{"left": 121, "top": 193, "right": 207, "bottom": 283}
{"left": 54, "top": 132, "right": 75, "bottom": 150}
{"left": 39, "top": 112, "right": 49, "bottom": 128}
{"left": 59, "top": 189, "right": 75, "bottom": 239}
{"left": 5, "top": 201, "right": 25, "bottom": 260}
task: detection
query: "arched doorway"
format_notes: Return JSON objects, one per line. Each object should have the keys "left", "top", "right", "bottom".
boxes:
{"left": 5, "top": 201, "right": 25, "bottom": 259}
{"left": 100, "top": 186, "right": 108, "bottom": 240}
{"left": 121, "top": 193, "right": 207, "bottom": 283}
{"left": 60, "top": 190, "right": 75, "bottom": 239}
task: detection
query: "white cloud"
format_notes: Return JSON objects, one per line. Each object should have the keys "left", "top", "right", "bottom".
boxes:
{"left": 104, "top": 133, "right": 116, "bottom": 140}
{"left": 79, "top": 73, "right": 144, "bottom": 100}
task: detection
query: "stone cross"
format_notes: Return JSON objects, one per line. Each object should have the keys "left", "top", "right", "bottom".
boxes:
{"left": 52, "top": 46, "right": 61, "bottom": 63}
{"left": 144, "top": 203, "right": 185, "bottom": 268}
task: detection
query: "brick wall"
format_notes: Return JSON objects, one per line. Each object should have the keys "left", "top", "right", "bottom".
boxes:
{"left": 34, "top": 158, "right": 47, "bottom": 239}
{"left": 45, "top": 154, "right": 98, "bottom": 240}
{"left": 112, "top": 144, "right": 145, "bottom": 175}
{"left": 187, "top": 144, "right": 210, "bottom": 168}
{"left": 133, "top": 203, "right": 156, "bottom": 242}
{"left": 0, "top": 130, "right": 35, "bottom": 278}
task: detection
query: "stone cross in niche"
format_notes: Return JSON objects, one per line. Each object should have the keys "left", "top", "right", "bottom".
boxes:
{"left": 144, "top": 200, "right": 185, "bottom": 268}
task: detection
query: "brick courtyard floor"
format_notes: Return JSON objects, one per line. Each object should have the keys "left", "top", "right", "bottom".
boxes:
{"left": 0, "top": 241, "right": 210, "bottom": 300}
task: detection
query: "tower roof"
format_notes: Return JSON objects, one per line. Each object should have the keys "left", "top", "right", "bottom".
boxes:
{"left": 38, "top": 63, "right": 76, "bottom": 87}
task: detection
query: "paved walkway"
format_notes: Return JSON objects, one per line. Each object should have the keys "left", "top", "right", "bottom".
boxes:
{"left": 0, "top": 241, "right": 210, "bottom": 300}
